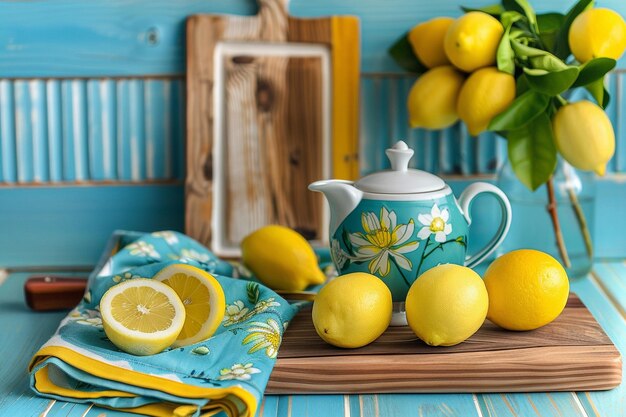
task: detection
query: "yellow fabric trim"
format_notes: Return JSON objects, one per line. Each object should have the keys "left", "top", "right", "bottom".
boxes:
{"left": 112, "top": 403, "right": 198, "bottom": 417}
{"left": 331, "top": 16, "right": 360, "bottom": 180}
{"left": 30, "top": 346, "right": 257, "bottom": 417}
{"left": 34, "top": 366, "right": 134, "bottom": 399}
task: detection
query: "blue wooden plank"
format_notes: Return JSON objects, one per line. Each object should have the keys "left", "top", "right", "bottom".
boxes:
{"left": 14, "top": 80, "right": 34, "bottom": 183}
{"left": 46, "top": 80, "right": 64, "bottom": 182}
{"left": 71, "top": 80, "right": 90, "bottom": 181}
{"left": 571, "top": 267, "right": 626, "bottom": 417}
{"left": 116, "top": 79, "right": 133, "bottom": 181}
{"left": 282, "top": 395, "right": 345, "bottom": 417}
{"left": 0, "top": 0, "right": 257, "bottom": 77}
{"left": 0, "top": 272, "right": 69, "bottom": 415}
{"left": 359, "top": 77, "right": 376, "bottom": 176}
{"left": 458, "top": 123, "right": 475, "bottom": 175}
{"left": 1, "top": 0, "right": 625, "bottom": 76}
{"left": 0, "top": 184, "right": 184, "bottom": 267}
{"left": 478, "top": 393, "right": 586, "bottom": 417}
{"left": 170, "top": 78, "right": 185, "bottom": 180}
{"left": 376, "top": 394, "right": 479, "bottom": 417}
{"left": 0, "top": 80, "right": 17, "bottom": 183}
{"left": 592, "top": 262, "right": 626, "bottom": 314}
{"left": 30, "top": 80, "right": 50, "bottom": 182}
{"left": 101, "top": 79, "right": 118, "bottom": 180}
{"left": 613, "top": 71, "right": 625, "bottom": 172}
{"left": 475, "top": 132, "right": 497, "bottom": 174}
{"left": 129, "top": 79, "right": 147, "bottom": 181}
{"left": 87, "top": 79, "right": 105, "bottom": 180}
{"left": 258, "top": 396, "right": 279, "bottom": 417}
{"left": 144, "top": 79, "right": 167, "bottom": 179}
{"left": 61, "top": 80, "right": 76, "bottom": 181}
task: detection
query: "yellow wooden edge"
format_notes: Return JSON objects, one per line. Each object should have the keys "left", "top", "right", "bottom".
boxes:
{"left": 331, "top": 16, "right": 360, "bottom": 180}
{"left": 30, "top": 346, "right": 257, "bottom": 417}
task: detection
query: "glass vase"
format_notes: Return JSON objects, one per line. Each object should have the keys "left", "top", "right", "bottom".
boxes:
{"left": 496, "top": 158, "right": 595, "bottom": 279}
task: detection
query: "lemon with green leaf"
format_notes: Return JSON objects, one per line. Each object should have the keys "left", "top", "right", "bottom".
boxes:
{"left": 407, "top": 65, "right": 465, "bottom": 130}
{"left": 569, "top": 8, "right": 626, "bottom": 63}
{"left": 408, "top": 17, "right": 455, "bottom": 68}
{"left": 444, "top": 12, "right": 504, "bottom": 72}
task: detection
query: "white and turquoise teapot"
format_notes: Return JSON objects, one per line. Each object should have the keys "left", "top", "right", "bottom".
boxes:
{"left": 309, "top": 140, "right": 512, "bottom": 302}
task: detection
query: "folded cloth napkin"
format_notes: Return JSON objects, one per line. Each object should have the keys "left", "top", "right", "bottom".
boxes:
{"left": 29, "top": 231, "right": 300, "bottom": 417}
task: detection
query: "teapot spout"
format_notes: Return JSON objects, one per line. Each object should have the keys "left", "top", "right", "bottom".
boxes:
{"left": 309, "top": 180, "right": 363, "bottom": 237}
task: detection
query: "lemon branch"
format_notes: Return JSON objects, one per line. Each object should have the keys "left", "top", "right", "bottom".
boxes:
{"left": 546, "top": 177, "right": 571, "bottom": 268}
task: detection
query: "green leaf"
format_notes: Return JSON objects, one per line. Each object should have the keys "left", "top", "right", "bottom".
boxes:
{"left": 536, "top": 12, "right": 565, "bottom": 52}
{"left": 461, "top": 4, "right": 504, "bottom": 15}
{"left": 529, "top": 54, "right": 569, "bottom": 71}
{"left": 497, "top": 17, "right": 519, "bottom": 75}
{"left": 511, "top": 40, "right": 550, "bottom": 58}
{"left": 488, "top": 90, "right": 550, "bottom": 131}
{"left": 507, "top": 113, "right": 558, "bottom": 190}
{"left": 516, "top": 74, "right": 530, "bottom": 96}
{"left": 388, "top": 33, "right": 428, "bottom": 74}
{"left": 586, "top": 77, "right": 611, "bottom": 109}
{"left": 572, "top": 57, "right": 616, "bottom": 87}
{"left": 246, "top": 282, "right": 260, "bottom": 304}
{"left": 554, "top": 0, "right": 595, "bottom": 59}
{"left": 523, "top": 66, "right": 579, "bottom": 96}
{"left": 503, "top": 0, "right": 538, "bottom": 33}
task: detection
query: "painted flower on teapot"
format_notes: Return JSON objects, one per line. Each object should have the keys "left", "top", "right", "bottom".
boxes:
{"left": 310, "top": 141, "right": 512, "bottom": 301}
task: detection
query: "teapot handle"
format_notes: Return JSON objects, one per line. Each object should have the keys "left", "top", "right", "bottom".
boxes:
{"left": 459, "top": 182, "right": 512, "bottom": 269}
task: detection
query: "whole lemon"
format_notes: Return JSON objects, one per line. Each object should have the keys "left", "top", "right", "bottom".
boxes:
{"left": 569, "top": 8, "right": 626, "bottom": 63}
{"left": 408, "top": 17, "right": 455, "bottom": 68}
{"left": 553, "top": 100, "right": 615, "bottom": 175}
{"left": 241, "top": 225, "right": 326, "bottom": 291}
{"left": 312, "top": 273, "right": 392, "bottom": 348}
{"left": 457, "top": 67, "right": 516, "bottom": 136}
{"left": 407, "top": 65, "right": 465, "bottom": 129}
{"left": 405, "top": 264, "right": 488, "bottom": 346}
{"left": 484, "top": 250, "right": 569, "bottom": 331}
{"left": 444, "top": 12, "right": 504, "bottom": 72}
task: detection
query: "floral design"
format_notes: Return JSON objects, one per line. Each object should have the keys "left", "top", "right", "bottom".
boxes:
{"left": 217, "top": 363, "right": 261, "bottom": 381}
{"left": 330, "top": 239, "right": 349, "bottom": 269}
{"left": 126, "top": 241, "right": 160, "bottom": 259}
{"left": 223, "top": 301, "right": 250, "bottom": 327}
{"left": 179, "top": 248, "right": 211, "bottom": 264}
{"left": 112, "top": 271, "right": 141, "bottom": 284}
{"left": 242, "top": 319, "right": 282, "bottom": 358}
{"left": 223, "top": 297, "right": 281, "bottom": 327}
{"left": 151, "top": 231, "right": 179, "bottom": 245}
{"left": 349, "top": 207, "right": 419, "bottom": 276}
{"left": 68, "top": 308, "right": 102, "bottom": 328}
{"left": 417, "top": 204, "right": 452, "bottom": 243}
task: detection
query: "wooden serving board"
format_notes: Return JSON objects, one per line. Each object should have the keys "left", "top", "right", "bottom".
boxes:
{"left": 267, "top": 294, "right": 622, "bottom": 393}
{"left": 185, "top": 0, "right": 360, "bottom": 257}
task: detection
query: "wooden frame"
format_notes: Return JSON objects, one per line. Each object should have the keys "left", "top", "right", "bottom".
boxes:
{"left": 185, "top": 0, "right": 360, "bottom": 256}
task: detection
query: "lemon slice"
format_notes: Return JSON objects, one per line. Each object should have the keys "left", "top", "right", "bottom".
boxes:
{"left": 100, "top": 278, "right": 186, "bottom": 356}
{"left": 153, "top": 264, "right": 226, "bottom": 347}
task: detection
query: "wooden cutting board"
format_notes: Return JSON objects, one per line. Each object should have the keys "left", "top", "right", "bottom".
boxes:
{"left": 267, "top": 294, "right": 621, "bottom": 393}
{"left": 185, "top": 0, "right": 360, "bottom": 257}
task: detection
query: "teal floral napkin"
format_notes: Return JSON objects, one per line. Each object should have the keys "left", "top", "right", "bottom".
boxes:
{"left": 29, "top": 231, "right": 300, "bottom": 417}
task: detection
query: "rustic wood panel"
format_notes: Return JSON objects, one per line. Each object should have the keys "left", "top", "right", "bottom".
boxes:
{"left": 185, "top": 0, "right": 359, "bottom": 254}
{"left": 267, "top": 294, "right": 622, "bottom": 394}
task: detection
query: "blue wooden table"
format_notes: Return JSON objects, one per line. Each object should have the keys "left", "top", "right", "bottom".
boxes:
{"left": 1, "top": 261, "right": 624, "bottom": 417}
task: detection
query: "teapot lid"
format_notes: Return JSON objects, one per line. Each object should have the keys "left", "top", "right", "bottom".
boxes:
{"left": 354, "top": 141, "right": 446, "bottom": 194}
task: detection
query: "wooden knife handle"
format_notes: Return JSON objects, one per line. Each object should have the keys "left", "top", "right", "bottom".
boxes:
{"left": 24, "top": 276, "right": 88, "bottom": 311}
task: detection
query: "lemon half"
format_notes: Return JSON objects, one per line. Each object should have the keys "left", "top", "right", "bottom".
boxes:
{"left": 100, "top": 278, "right": 186, "bottom": 356}
{"left": 154, "top": 264, "right": 226, "bottom": 347}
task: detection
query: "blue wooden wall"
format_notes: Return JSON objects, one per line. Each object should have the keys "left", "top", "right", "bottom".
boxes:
{"left": 1, "top": 0, "right": 625, "bottom": 266}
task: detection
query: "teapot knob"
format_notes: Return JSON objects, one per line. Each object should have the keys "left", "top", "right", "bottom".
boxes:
{"left": 385, "top": 140, "right": 414, "bottom": 172}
